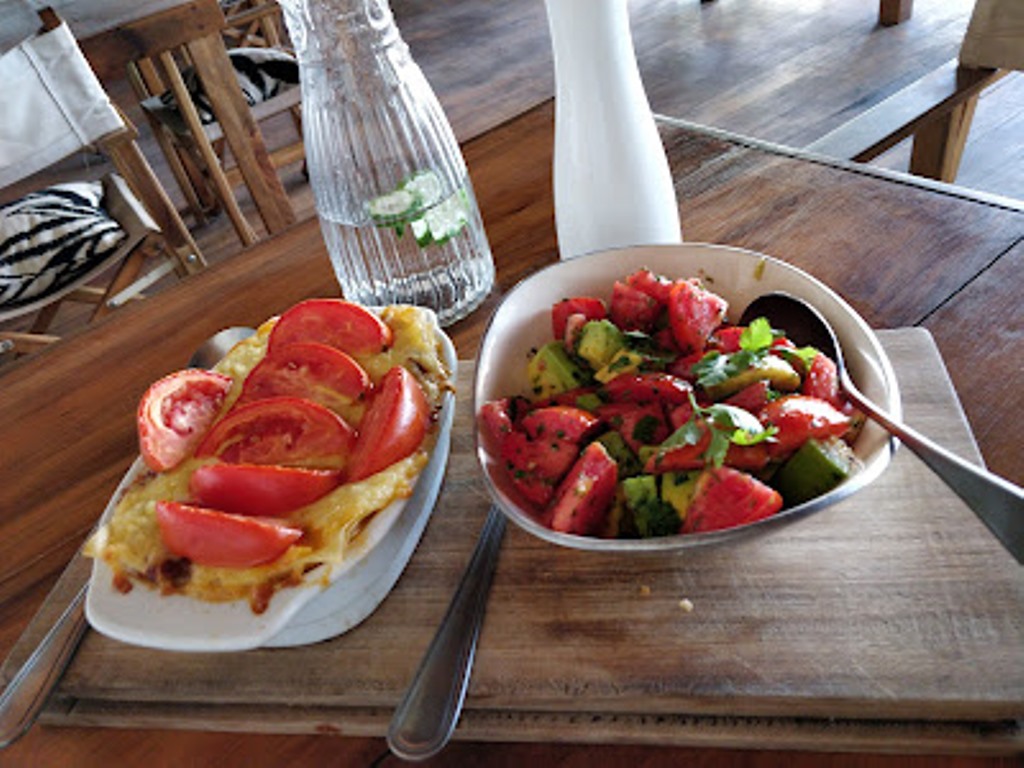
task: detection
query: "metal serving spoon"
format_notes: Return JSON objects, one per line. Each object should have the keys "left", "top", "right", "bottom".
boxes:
{"left": 0, "top": 326, "right": 257, "bottom": 749}
{"left": 387, "top": 504, "right": 506, "bottom": 761}
{"left": 740, "top": 292, "right": 1024, "bottom": 563}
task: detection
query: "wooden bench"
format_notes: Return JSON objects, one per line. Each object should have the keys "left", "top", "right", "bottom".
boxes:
{"left": 805, "top": 59, "right": 1006, "bottom": 183}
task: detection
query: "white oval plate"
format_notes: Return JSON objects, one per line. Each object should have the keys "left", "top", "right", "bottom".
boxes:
{"left": 86, "top": 327, "right": 457, "bottom": 652}
{"left": 474, "top": 243, "right": 900, "bottom": 551}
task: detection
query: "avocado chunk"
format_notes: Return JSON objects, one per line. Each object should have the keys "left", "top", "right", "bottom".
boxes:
{"left": 621, "top": 475, "right": 681, "bottom": 538}
{"left": 527, "top": 342, "right": 588, "bottom": 400}
{"left": 594, "top": 348, "right": 645, "bottom": 383}
{"left": 574, "top": 392, "right": 604, "bottom": 412}
{"left": 702, "top": 353, "right": 801, "bottom": 400}
{"left": 575, "top": 319, "right": 627, "bottom": 371}
{"left": 773, "top": 437, "right": 858, "bottom": 506}
{"left": 596, "top": 431, "right": 642, "bottom": 479}
{"left": 661, "top": 470, "right": 698, "bottom": 521}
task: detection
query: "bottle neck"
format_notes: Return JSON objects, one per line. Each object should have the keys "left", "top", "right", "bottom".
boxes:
{"left": 281, "top": 0, "right": 405, "bottom": 70}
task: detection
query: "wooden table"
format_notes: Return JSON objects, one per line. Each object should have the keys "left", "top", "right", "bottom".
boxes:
{"left": 1, "top": 99, "right": 1021, "bottom": 766}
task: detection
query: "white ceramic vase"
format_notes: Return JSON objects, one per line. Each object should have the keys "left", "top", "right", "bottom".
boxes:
{"left": 545, "top": 0, "right": 682, "bottom": 260}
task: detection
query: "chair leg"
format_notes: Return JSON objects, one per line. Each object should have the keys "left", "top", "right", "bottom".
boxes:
{"left": 156, "top": 50, "right": 260, "bottom": 246}
{"left": 28, "top": 302, "right": 63, "bottom": 334}
{"left": 102, "top": 130, "right": 207, "bottom": 274}
{"left": 909, "top": 92, "right": 979, "bottom": 183}
{"left": 92, "top": 244, "right": 150, "bottom": 320}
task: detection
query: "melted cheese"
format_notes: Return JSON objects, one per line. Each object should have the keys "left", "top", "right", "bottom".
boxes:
{"left": 87, "top": 305, "right": 449, "bottom": 610}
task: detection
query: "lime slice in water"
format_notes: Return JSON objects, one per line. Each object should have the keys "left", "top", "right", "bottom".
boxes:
{"left": 424, "top": 190, "right": 469, "bottom": 245}
{"left": 401, "top": 170, "right": 444, "bottom": 208}
{"left": 368, "top": 187, "right": 418, "bottom": 225}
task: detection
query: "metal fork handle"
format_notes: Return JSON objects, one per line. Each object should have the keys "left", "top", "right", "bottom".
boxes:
{"left": 0, "top": 582, "right": 88, "bottom": 748}
{"left": 387, "top": 505, "right": 506, "bottom": 761}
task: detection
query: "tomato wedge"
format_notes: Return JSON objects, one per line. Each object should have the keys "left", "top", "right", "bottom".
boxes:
{"left": 195, "top": 396, "right": 356, "bottom": 467}
{"left": 667, "top": 278, "right": 728, "bottom": 354}
{"left": 189, "top": 463, "right": 342, "bottom": 517}
{"left": 551, "top": 296, "right": 606, "bottom": 340}
{"left": 238, "top": 341, "right": 371, "bottom": 410}
{"left": 269, "top": 299, "right": 393, "bottom": 355}
{"left": 137, "top": 369, "right": 233, "bottom": 472}
{"left": 520, "top": 406, "right": 602, "bottom": 444}
{"left": 547, "top": 441, "right": 618, "bottom": 536}
{"left": 601, "top": 372, "right": 693, "bottom": 406}
{"left": 682, "top": 466, "right": 782, "bottom": 534}
{"left": 499, "top": 429, "right": 578, "bottom": 508}
{"left": 346, "top": 366, "right": 430, "bottom": 482}
{"left": 156, "top": 501, "right": 302, "bottom": 568}
{"left": 759, "top": 394, "right": 851, "bottom": 459}
{"left": 609, "top": 280, "right": 662, "bottom": 332}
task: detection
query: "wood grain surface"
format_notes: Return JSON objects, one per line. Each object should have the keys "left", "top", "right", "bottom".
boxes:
{"left": 3, "top": 334, "right": 1021, "bottom": 755}
{"left": 2, "top": 104, "right": 1021, "bottom": 766}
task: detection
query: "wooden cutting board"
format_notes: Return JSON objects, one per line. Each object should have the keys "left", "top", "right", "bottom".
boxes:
{"left": 6, "top": 329, "right": 1023, "bottom": 753}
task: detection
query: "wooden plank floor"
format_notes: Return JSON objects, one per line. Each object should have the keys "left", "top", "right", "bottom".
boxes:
{"left": 2, "top": 0, "right": 1021, "bottom": 341}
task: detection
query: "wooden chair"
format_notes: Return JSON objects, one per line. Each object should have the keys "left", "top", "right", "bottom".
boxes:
{"left": 805, "top": 60, "right": 1005, "bottom": 183}
{"left": 0, "top": 10, "right": 205, "bottom": 356}
{"left": 97, "top": 0, "right": 301, "bottom": 247}
{"left": 808, "top": 0, "right": 1020, "bottom": 184}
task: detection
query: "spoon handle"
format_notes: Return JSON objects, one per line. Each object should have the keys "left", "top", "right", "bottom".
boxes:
{"left": 843, "top": 374, "right": 1024, "bottom": 563}
{"left": 0, "top": 582, "right": 88, "bottom": 748}
{"left": 387, "top": 505, "right": 507, "bottom": 760}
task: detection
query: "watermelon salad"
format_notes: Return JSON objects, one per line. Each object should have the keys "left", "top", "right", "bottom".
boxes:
{"left": 478, "top": 268, "right": 865, "bottom": 539}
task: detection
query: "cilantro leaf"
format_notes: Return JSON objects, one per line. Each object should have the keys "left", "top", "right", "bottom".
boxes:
{"left": 692, "top": 349, "right": 760, "bottom": 389}
{"left": 739, "top": 317, "right": 774, "bottom": 352}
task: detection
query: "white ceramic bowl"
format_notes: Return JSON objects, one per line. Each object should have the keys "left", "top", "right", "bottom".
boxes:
{"left": 474, "top": 243, "right": 900, "bottom": 551}
{"left": 86, "top": 322, "right": 457, "bottom": 652}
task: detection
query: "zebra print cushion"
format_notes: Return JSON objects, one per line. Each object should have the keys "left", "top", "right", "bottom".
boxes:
{"left": 143, "top": 47, "right": 299, "bottom": 127}
{"left": 0, "top": 181, "right": 126, "bottom": 311}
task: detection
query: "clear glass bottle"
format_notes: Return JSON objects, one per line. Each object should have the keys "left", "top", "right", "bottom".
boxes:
{"left": 279, "top": 0, "right": 494, "bottom": 326}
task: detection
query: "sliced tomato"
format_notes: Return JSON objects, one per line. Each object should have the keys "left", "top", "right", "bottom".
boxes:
{"left": 609, "top": 280, "right": 662, "bottom": 332}
{"left": 667, "top": 278, "right": 728, "bottom": 354}
{"left": 624, "top": 268, "right": 674, "bottom": 305}
{"left": 137, "top": 369, "right": 234, "bottom": 472}
{"left": 667, "top": 349, "right": 706, "bottom": 382}
{"left": 596, "top": 401, "right": 671, "bottom": 454}
{"left": 801, "top": 351, "right": 841, "bottom": 407}
{"left": 189, "top": 463, "right": 342, "bottom": 517}
{"left": 682, "top": 466, "right": 783, "bottom": 534}
{"left": 710, "top": 325, "right": 745, "bottom": 354}
{"left": 346, "top": 366, "right": 430, "bottom": 482}
{"left": 479, "top": 398, "right": 516, "bottom": 444}
{"left": 601, "top": 372, "right": 693, "bottom": 406}
{"left": 499, "top": 430, "right": 577, "bottom": 508}
{"left": 759, "top": 394, "right": 851, "bottom": 460}
{"left": 268, "top": 299, "right": 393, "bottom": 355}
{"left": 238, "top": 342, "right": 371, "bottom": 411}
{"left": 520, "top": 405, "right": 602, "bottom": 444}
{"left": 644, "top": 422, "right": 711, "bottom": 474}
{"left": 195, "top": 396, "right": 356, "bottom": 467}
{"left": 551, "top": 296, "right": 606, "bottom": 340}
{"left": 724, "top": 380, "right": 772, "bottom": 414}
{"left": 724, "top": 442, "right": 771, "bottom": 472}
{"left": 668, "top": 400, "right": 696, "bottom": 429}
{"left": 547, "top": 442, "right": 618, "bottom": 536}
{"left": 156, "top": 501, "right": 302, "bottom": 568}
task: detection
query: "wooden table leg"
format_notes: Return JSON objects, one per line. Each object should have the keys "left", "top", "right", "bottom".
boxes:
{"left": 879, "top": 0, "right": 913, "bottom": 26}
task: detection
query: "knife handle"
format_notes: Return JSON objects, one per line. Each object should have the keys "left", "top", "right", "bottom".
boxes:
{"left": 387, "top": 505, "right": 506, "bottom": 760}
{"left": 0, "top": 583, "right": 88, "bottom": 748}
